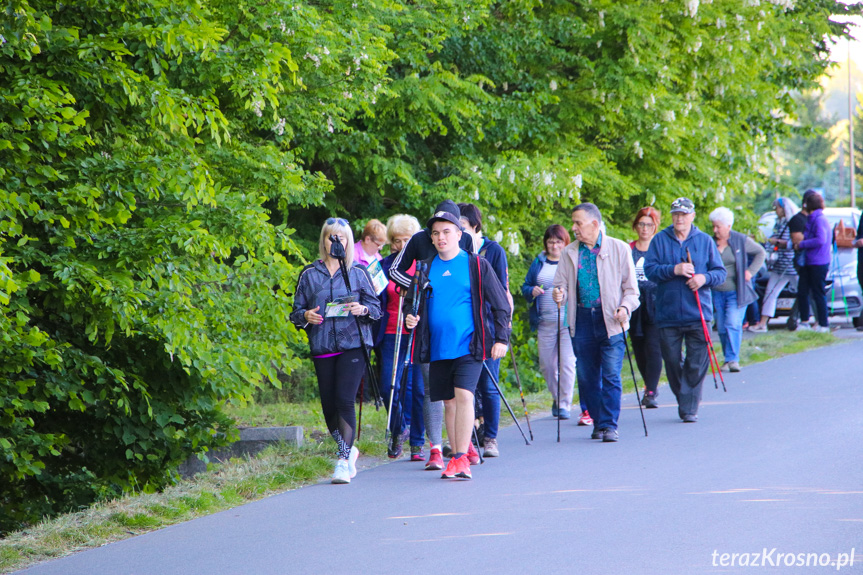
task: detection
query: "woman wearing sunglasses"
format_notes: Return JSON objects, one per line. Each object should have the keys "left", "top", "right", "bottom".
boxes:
{"left": 290, "top": 218, "right": 382, "bottom": 484}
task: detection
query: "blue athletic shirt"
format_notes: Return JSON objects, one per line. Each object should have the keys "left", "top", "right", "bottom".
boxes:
{"left": 428, "top": 250, "right": 474, "bottom": 361}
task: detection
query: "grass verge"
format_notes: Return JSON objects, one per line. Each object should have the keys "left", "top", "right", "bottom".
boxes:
{"left": 0, "top": 329, "right": 840, "bottom": 573}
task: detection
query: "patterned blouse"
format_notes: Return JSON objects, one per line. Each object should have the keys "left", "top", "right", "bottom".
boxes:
{"left": 577, "top": 233, "right": 603, "bottom": 308}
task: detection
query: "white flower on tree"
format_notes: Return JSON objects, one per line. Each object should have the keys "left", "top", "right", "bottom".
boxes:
{"left": 686, "top": 0, "right": 699, "bottom": 18}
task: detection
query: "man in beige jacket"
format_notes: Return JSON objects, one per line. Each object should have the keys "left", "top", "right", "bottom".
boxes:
{"left": 552, "top": 203, "right": 640, "bottom": 442}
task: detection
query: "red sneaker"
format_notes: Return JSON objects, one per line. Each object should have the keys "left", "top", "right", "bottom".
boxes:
{"left": 425, "top": 448, "right": 443, "bottom": 471}
{"left": 467, "top": 442, "right": 480, "bottom": 465}
{"left": 441, "top": 456, "right": 459, "bottom": 479}
{"left": 455, "top": 455, "right": 472, "bottom": 479}
{"left": 577, "top": 410, "right": 593, "bottom": 426}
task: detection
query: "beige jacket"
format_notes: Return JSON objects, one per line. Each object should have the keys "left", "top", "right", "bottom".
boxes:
{"left": 552, "top": 234, "right": 640, "bottom": 338}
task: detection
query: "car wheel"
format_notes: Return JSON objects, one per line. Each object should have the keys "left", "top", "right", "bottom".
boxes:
{"left": 854, "top": 315, "right": 862, "bottom": 328}
{"left": 787, "top": 316, "right": 798, "bottom": 331}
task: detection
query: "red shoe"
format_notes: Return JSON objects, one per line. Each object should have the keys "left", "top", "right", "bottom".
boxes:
{"left": 577, "top": 410, "right": 593, "bottom": 426}
{"left": 467, "top": 442, "right": 480, "bottom": 465}
{"left": 441, "top": 456, "right": 459, "bottom": 479}
{"left": 425, "top": 448, "right": 443, "bottom": 471}
{"left": 455, "top": 455, "right": 472, "bottom": 479}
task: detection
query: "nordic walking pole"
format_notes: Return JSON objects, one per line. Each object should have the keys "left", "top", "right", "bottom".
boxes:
{"left": 687, "top": 249, "right": 726, "bottom": 392}
{"left": 508, "top": 344, "right": 534, "bottom": 442}
{"left": 481, "top": 361, "right": 531, "bottom": 445}
{"left": 357, "top": 381, "right": 364, "bottom": 441}
{"left": 622, "top": 331, "right": 648, "bottom": 437}
{"left": 390, "top": 265, "right": 424, "bottom": 454}
{"left": 556, "top": 292, "right": 562, "bottom": 443}
{"left": 384, "top": 292, "right": 406, "bottom": 441}
{"left": 330, "top": 236, "right": 383, "bottom": 408}
{"left": 472, "top": 425, "right": 484, "bottom": 465}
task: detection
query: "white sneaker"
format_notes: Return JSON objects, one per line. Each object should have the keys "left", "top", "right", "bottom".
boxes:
{"left": 814, "top": 325, "right": 830, "bottom": 334}
{"left": 332, "top": 459, "right": 350, "bottom": 484}
{"left": 348, "top": 446, "right": 359, "bottom": 479}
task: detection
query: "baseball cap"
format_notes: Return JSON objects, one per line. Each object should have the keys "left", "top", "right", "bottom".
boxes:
{"left": 670, "top": 197, "right": 696, "bottom": 214}
{"left": 426, "top": 200, "right": 464, "bottom": 230}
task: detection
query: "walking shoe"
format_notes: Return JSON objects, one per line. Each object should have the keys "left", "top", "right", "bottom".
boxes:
{"left": 483, "top": 437, "right": 499, "bottom": 457}
{"left": 425, "top": 448, "right": 443, "bottom": 471}
{"left": 578, "top": 410, "right": 593, "bottom": 426}
{"left": 467, "top": 441, "right": 481, "bottom": 464}
{"left": 591, "top": 427, "right": 605, "bottom": 440}
{"left": 332, "top": 459, "right": 351, "bottom": 484}
{"left": 348, "top": 446, "right": 359, "bottom": 479}
{"left": 602, "top": 428, "right": 619, "bottom": 442}
{"left": 551, "top": 401, "right": 559, "bottom": 418}
{"left": 442, "top": 440, "right": 453, "bottom": 459}
{"left": 410, "top": 445, "right": 425, "bottom": 461}
{"left": 683, "top": 414, "right": 698, "bottom": 423}
{"left": 814, "top": 325, "right": 830, "bottom": 333}
{"left": 441, "top": 456, "right": 460, "bottom": 479}
{"left": 387, "top": 442, "right": 403, "bottom": 459}
{"left": 455, "top": 455, "right": 472, "bottom": 479}
{"left": 720, "top": 362, "right": 730, "bottom": 372}
{"left": 729, "top": 361, "right": 741, "bottom": 372}
{"left": 559, "top": 408, "right": 571, "bottom": 420}
{"left": 642, "top": 391, "right": 659, "bottom": 409}
{"left": 748, "top": 324, "right": 768, "bottom": 333}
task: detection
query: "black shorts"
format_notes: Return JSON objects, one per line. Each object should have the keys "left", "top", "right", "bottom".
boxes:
{"left": 428, "top": 354, "right": 484, "bottom": 402}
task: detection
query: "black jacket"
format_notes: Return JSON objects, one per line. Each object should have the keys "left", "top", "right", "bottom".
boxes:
{"left": 403, "top": 252, "right": 511, "bottom": 363}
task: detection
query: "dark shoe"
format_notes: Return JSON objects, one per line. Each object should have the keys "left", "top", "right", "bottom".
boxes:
{"left": 683, "top": 414, "right": 698, "bottom": 423}
{"left": 551, "top": 401, "right": 559, "bottom": 418}
{"left": 559, "top": 408, "right": 571, "bottom": 420}
{"left": 642, "top": 391, "right": 658, "bottom": 409}
{"left": 602, "top": 429, "right": 619, "bottom": 442}
{"left": 442, "top": 440, "right": 453, "bottom": 459}
{"left": 591, "top": 428, "right": 605, "bottom": 440}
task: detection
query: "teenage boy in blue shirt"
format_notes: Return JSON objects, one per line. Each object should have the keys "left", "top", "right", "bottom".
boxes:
{"left": 405, "top": 210, "right": 510, "bottom": 479}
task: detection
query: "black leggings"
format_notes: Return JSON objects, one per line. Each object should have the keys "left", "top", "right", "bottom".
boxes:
{"left": 312, "top": 348, "right": 366, "bottom": 459}
{"left": 630, "top": 320, "right": 663, "bottom": 394}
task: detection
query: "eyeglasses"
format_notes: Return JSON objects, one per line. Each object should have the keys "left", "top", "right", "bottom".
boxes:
{"left": 636, "top": 222, "right": 655, "bottom": 229}
{"left": 326, "top": 217, "right": 349, "bottom": 226}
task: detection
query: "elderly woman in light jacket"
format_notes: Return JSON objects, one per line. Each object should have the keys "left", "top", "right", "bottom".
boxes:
{"left": 709, "top": 207, "right": 766, "bottom": 372}
{"left": 551, "top": 203, "right": 640, "bottom": 443}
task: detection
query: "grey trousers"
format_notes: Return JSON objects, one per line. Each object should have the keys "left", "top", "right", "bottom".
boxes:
{"left": 537, "top": 320, "right": 576, "bottom": 411}
{"left": 421, "top": 363, "right": 444, "bottom": 446}
{"left": 659, "top": 322, "right": 710, "bottom": 418}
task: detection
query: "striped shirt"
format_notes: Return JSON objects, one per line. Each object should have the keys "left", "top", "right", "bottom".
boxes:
{"left": 769, "top": 218, "right": 796, "bottom": 276}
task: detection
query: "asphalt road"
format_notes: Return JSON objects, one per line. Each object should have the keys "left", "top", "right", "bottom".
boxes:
{"left": 18, "top": 338, "right": 863, "bottom": 575}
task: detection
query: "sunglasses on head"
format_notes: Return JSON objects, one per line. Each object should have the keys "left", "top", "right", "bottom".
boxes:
{"left": 326, "top": 217, "right": 349, "bottom": 226}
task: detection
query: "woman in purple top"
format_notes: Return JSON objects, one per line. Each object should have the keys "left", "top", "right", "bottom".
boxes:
{"left": 794, "top": 193, "right": 831, "bottom": 332}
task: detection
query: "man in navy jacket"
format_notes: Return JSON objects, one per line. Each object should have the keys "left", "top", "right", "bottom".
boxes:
{"left": 644, "top": 198, "right": 726, "bottom": 422}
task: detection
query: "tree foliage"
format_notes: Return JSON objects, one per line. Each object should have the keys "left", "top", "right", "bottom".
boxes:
{"left": 1, "top": 0, "right": 858, "bottom": 531}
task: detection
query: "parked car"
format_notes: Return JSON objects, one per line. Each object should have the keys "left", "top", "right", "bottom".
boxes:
{"left": 756, "top": 207, "right": 862, "bottom": 328}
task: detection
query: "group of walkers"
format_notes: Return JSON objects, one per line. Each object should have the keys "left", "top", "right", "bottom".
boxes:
{"left": 290, "top": 191, "right": 856, "bottom": 484}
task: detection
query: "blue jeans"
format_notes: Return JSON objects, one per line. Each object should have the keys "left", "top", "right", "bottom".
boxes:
{"left": 572, "top": 307, "right": 625, "bottom": 431}
{"left": 379, "top": 334, "right": 425, "bottom": 446}
{"left": 476, "top": 358, "right": 501, "bottom": 439}
{"left": 713, "top": 290, "right": 744, "bottom": 363}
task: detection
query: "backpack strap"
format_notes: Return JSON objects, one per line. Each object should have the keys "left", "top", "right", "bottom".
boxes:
{"left": 476, "top": 254, "right": 487, "bottom": 361}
